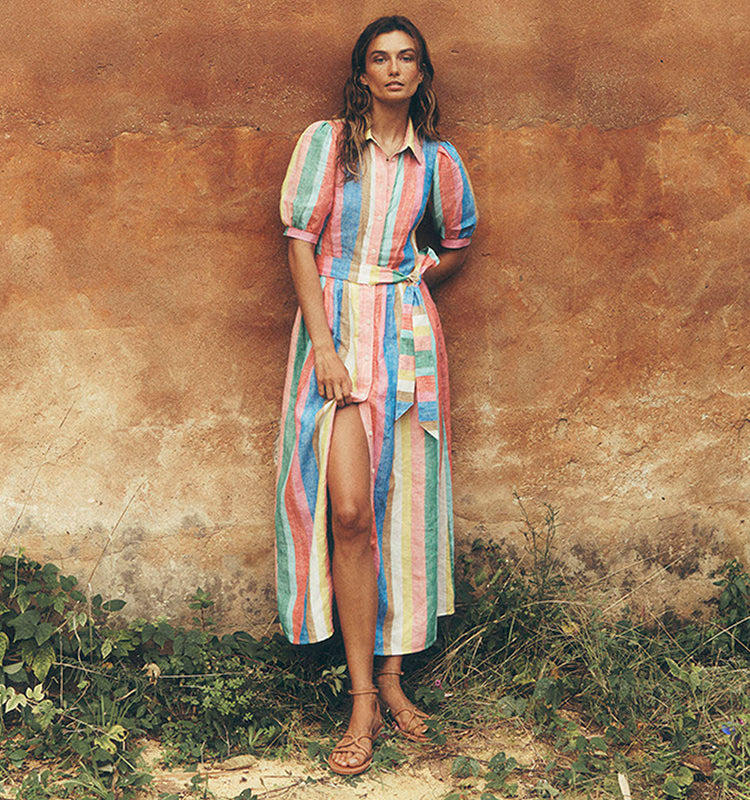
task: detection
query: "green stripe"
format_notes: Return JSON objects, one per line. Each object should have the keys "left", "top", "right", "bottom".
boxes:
{"left": 293, "top": 124, "right": 333, "bottom": 231}
{"left": 423, "top": 428, "right": 439, "bottom": 630}
{"left": 442, "top": 417, "right": 454, "bottom": 607}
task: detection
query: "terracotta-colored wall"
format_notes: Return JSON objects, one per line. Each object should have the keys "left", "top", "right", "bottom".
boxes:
{"left": 3, "top": 0, "right": 749, "bottom": 628}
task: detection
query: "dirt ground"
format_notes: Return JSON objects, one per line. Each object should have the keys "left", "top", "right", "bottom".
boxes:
{"left": 0, "top": 723, "right": 722, "bottom": 799}
{"left": 144, "top": 723, "right": 552, "bottom": 800}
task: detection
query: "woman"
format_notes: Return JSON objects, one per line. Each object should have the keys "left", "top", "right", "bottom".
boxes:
{"left": 275, "top": 15, "right": 477, "bottom": 775}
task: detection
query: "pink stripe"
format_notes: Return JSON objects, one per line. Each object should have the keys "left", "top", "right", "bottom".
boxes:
{"left": 391, "top": 168, "right": 421, "bottom": 267}
{"left": 286, "top": 451, "right": 311, "bottom": 640}
{"left": 331, "top": 183, "right": 344, "bottom": 257}
{"left": 416, "top": 374, "right": 436, "bottom": 397}
{"left": 285, "top": 227, "right": 319, "bottom": 244}
{"left": 441, "top": 237, "right": 471, "bottom": 249}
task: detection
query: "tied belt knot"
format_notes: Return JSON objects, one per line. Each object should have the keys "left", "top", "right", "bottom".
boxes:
{"left": 317, "top": 254, "right": 440, "bottom": 440}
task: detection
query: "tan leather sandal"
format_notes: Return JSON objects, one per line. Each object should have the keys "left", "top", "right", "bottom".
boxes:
{"left": 375, "top": 670, "right": 430, "bottom": 743}
{"left": 327, "top": 687, "right": 383, "bottom": 776}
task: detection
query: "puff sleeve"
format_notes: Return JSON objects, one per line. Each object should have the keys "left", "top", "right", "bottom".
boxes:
{"left": 280, "top": 121, "right": 336, "bottom": 245}
{"left": 430, "top": 142, "right": 478, "bottom": 248}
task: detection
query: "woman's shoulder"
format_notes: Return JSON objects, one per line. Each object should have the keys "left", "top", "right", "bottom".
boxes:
{"left": 434, "top": 139, "right": 463, "bottom": 160}
{"left": 417, "top": 138, "right": 466, "bottom": 172}
{"left": 297, "top": 119, "right": 344, "bottom": 140}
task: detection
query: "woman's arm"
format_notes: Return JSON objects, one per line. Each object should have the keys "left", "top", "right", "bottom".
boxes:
{"left": 423, "top": 246, "right": 469, "bottom": 289}
{"left": 287, "top": 238, "right": 353, "bottom": 406}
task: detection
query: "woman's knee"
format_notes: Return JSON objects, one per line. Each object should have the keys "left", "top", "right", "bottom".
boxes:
{"left": 331, "top": 498, "right": 372, "bottom": 542}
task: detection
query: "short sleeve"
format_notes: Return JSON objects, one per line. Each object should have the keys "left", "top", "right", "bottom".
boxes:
{"left": 280, "top": 121, "right": 336, "bottom": 244}
{"left": 430, "top": 142, "right": 478, "bottom": 249}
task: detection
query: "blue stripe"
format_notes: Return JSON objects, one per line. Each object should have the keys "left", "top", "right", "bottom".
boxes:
{"left": 340, "top": 167, "right": 363, "bottom": 255}
{"left": 298, "top": 377, "right": 325, "bottom": 515}
{"left": 374, "top": 285, "right": 398, "bottom": 655}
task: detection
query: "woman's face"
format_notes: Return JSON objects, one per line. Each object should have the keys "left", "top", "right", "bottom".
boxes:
{"left": 360, "top": 30, "right": 423, "bottom": 109}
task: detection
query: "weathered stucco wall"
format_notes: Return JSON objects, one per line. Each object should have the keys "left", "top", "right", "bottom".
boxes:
{"left": 2, "top": 0, "right": 749, "bottom": 629}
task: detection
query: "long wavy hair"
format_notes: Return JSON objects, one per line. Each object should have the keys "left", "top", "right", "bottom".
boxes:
{"left": 338, "top": 16, "right": 440, "bottom": 180}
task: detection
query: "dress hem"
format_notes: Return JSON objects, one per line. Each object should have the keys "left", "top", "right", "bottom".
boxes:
{"left": 281, "top": 609, "right": 455, "bottom": 657}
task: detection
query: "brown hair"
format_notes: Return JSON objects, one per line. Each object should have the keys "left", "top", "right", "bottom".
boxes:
{"left": 338, "top": 16, "right": 440, "bottom": 180}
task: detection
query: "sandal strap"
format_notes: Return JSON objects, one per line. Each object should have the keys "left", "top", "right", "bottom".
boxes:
{"left": 391, "top": 706, "right": 429, "bottom": 738}
{"left": 392, "top": 705, "right": 428, "bottom": 724}
{"left": 392, "top": 706, "right": 419, "bottom": 722}
{"left": 332, "top": 732, "right": 375, "bottom": 752}
{"left": 375, "top": 670, "right": 403, "bottom": 678}
{"left": 348, "top": 686, "right": 379, "bottom": 696}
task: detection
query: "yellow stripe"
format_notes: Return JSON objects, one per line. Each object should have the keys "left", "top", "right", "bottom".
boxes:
{"left": 400, "top": 415, "right": 413, "bottom": 649}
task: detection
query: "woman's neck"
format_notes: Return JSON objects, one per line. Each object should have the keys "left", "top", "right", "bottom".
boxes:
{"left": 368, "top": 103, "right": 410, "bottom": 158}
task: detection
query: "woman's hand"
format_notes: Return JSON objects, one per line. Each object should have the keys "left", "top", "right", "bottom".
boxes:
{"left": 287, "top": 239, "right": 354, "bottom": 405}
{"left": 314, "top": 345, "right": 353, "bottom": 407}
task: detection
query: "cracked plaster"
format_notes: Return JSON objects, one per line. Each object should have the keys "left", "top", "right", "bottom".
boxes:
{"left": 2, "top": 0, "right": 750, "bottom": 628}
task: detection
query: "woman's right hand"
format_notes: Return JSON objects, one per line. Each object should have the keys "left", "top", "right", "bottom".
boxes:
{"left": 314, "top": 346, "right": 353, "bottom": 407}
{"left": 287, "top": 239, "right": 353, "bottom": 406}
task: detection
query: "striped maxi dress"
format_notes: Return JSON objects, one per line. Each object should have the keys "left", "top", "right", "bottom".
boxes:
{"left": 275, "top": 119, "right": 477, "bottom": 656}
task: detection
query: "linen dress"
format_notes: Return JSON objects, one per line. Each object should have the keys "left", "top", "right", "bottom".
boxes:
{"left": 275, "top": 119, "right": 477, "bottom": 656}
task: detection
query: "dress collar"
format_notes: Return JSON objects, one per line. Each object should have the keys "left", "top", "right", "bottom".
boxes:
{"left": 365, "top": 118, "right": 424, "bottom": 164}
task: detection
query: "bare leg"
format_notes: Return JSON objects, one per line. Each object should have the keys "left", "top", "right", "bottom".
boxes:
{"left": 376, "top": 655, "right": 429, "bottom": 740}
{"left": 327, "top": 404, "right": 381, "bottom": 770}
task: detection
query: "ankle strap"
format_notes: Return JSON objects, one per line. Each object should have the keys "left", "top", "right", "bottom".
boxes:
{"left": 376, "top": 670, "right": 403, "bottom": 677}
{"left": 349, "top": 687, "right": 378, "bottom": 696}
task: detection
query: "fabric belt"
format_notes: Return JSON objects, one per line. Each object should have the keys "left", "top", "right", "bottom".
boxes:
{"left": 317, "top": 253, "right": 440, "bottom": 440}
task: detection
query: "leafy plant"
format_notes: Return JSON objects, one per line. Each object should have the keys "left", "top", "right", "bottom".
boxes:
{"left": 188, "top": 588, "right": 215, "bottom": 632}
{"left": 4, "top": 503, "right": 750, "bottom": 800}
{"left": 713, "top": 716, "right": 750, "bottom": 793}
{"left": 712, "top": 559, "right": 750, "bottom": 657}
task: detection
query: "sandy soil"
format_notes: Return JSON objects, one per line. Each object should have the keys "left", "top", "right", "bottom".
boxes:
{"left": 143, "top": 723, "right": 551, "bottom": 800}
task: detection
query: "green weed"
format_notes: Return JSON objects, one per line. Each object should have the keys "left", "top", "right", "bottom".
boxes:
{"left": 3, "top": 501, "right": 750, "bottom": 799}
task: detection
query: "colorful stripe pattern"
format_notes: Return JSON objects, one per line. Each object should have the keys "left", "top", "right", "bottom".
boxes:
{"left": 276, "top": 119, "right": 477, "bottom": 655}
